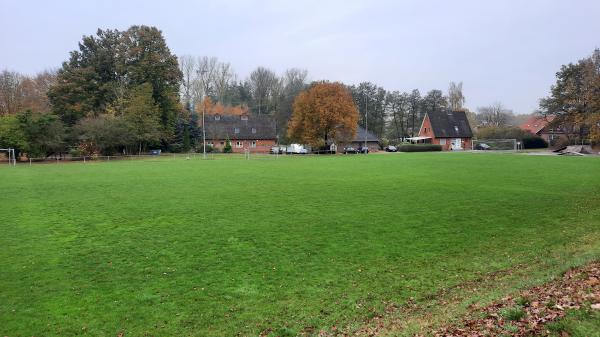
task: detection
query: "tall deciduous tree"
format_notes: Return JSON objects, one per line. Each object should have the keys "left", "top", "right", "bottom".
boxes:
{"left": 386, "top": 91, "right": 409, "bottom": 140}
{"left": 48, "top": 25, "right": 182, "bottom": 133}
{"left": 123, "top": 83, "right": 163, "bottom": 154}
{"left": 448, "top": 81, "right": 465, "bottom": 111}
{"left": 276, "top": 68, "right": 308, "bottom": 141}
{"left": 0, "top": 70, "right": 24, "bottom": 116}
{"left": 0, "top": 69, "right": 57, "bottom": 115}
{"left": 248, "top": 67, "right": 280, "bottom": 114}
{"left": 539, "top": 48, "right": 600, "bottom": 144}
{"left": 421, "top": 89, "right": 448, "bottom": 117}
{"left": 408, "top": 89, "right": 421, "bottom": 137}
{"left": 288, "top": 82, "right": 358, "bottom": 148}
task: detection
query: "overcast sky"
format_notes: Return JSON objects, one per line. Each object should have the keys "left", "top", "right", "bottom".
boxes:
{"left": 1, "top": 0, "right": 599, "bottom": 114}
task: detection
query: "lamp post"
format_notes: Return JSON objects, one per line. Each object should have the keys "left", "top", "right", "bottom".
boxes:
{"left": 200, "top": 68, "right": 208, "bottom": 159}
{"left": 364, "top": 96, "right": 368, "bottom": 154}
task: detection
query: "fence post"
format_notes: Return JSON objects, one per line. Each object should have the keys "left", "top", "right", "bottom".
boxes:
{"left": 29, "top": 158, "right": 32, "bottom": 166}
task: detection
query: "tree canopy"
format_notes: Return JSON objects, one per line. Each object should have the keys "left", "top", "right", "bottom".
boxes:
{"left": 288, "top": 82, "right": 358, "bottom": 148}
{"left": 48, "top": 25, "right": 182, "bottom": 129}
{"left": 539, "top": 48, "right": 600, "bottom": 144}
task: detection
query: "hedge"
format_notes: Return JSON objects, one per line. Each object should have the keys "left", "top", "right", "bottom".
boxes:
{"left": 398, "top": 144, "right": 443, "bottom": 152}
{"left": 522, "top": 135, "right": 548, "bottom": 149}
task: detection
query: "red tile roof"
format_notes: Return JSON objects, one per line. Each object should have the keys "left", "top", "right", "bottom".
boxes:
{"left": 520, "top": 115, "right": 555, "bottom": 134}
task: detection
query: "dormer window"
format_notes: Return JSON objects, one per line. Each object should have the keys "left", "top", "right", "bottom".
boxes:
{"left": 214, "top": 115, "right": 220, "bottom": 121}
{"left": 241, "top": 115, "right": 248, "bottom": 121}
{"left": 251, "top": 128, "right": 256, "bottom": 134}
{"left": 234, "top": 128, "right": 240, "bottom": 134}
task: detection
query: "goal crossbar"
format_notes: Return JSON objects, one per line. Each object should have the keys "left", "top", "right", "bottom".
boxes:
{"left": 0, "top": 148, "right": 16, "bottom": 166}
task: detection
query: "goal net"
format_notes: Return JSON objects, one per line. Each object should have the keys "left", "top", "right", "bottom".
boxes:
{"left": 472, "top": 139, "right": 518, "bottom": 151}
{"left": 0, "top": 148, "right": 16, "bottom": 166}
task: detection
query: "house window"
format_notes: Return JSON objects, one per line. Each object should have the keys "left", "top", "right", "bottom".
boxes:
{"left": 208, "top": 142, "right": 214, "bottom": 146}
{"left": 214, "top": 115, "right": 220, "bottom": 120}
{"left": 439, "top": 139, "right": 446, "bottom": 145}
{"left": 454, "top": 126, "right": 459, "bottom": 132}
{"left": 220, "top": 141, "right": 225, "bottom": 146}
{"left": 234, "top": 128, "right": 240, "bottom": 134}
{"left": 241, "top": 115, "right": 248, "bottom": 121}
{"left": 251, "top": 141, "right": 257, "bottom": 148}
{"left": 251, "top": 128, "right": 256, "bottom": 134}
{"left": 236, "top": 141, "right": 243, "bottom": 148}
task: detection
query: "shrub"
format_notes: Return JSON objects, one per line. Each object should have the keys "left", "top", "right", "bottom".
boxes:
{"left": 68, "top": 148, "right": 83, "bottom": 157}
{"left": 398, "top": 144, "right": 442, "bottom": 152}
{"left": 223, "top": 140, "right": 232, "bottom": 153}
{"left": 522, "top": 135, "right": 548, "bottom": 149}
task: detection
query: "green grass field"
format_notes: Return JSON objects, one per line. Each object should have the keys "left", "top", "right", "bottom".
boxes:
{"left": 1, "top": 153, "right": 599, "bottom": 336}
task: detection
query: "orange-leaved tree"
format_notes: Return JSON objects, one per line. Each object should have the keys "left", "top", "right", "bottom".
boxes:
{"left": 287, "top": 82, "right": 358, "bottom": 148}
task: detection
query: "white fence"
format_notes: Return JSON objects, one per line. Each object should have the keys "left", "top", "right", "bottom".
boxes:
{"left": 0, "top": 151, "right": 319, "bottom": 166}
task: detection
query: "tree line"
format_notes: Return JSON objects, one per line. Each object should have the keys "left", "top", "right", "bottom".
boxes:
{"left": 1, "top": 25, "right": 597, "bottom": 159}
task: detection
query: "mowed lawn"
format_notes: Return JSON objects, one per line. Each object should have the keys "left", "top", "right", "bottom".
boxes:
{"left": 1, "top": 153, "right": 599, "bottom": 336}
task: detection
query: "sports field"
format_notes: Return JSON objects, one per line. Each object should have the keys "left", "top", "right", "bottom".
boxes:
{"left": 1, "top": 153, "right": 599, "bottom": 336}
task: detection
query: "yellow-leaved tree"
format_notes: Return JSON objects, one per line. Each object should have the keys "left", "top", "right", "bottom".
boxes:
{"left": 287, "top": 82, "right": 358, "bottom": 148}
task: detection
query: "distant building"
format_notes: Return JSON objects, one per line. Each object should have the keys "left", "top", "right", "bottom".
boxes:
{"left": 415, "top": 110, "right": 473, "bottom": 150}
{"left": 203, "top": 114, "right": 277, "bottom": 153}
{"left": 335, "top": 126, "right": 380, "bottom": 152}
{"left": 520, "top": 115, "right": 566, "bottom": 146}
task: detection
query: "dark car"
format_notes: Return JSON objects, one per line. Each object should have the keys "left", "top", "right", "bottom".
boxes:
{"left": 343, "top": 147, "right": 358, "bottom": 154}
{"left": 358, "top": 147, "right": 369, "bottom": 154}
{"left": 384, "top": 145, "right": 398, "bottom": 152}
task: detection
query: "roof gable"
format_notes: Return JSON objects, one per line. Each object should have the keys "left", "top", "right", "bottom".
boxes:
{"left": 520, "top": 115, "right": 555, "bottom": 134}
{"left": 427, "top": 110, "right": 473, "bottom": 138}
{"left": 203, "top": 114, "right": 277, "bottom": 140}
{"left": 353, "top": 126, "right": 379, "bottom": 142}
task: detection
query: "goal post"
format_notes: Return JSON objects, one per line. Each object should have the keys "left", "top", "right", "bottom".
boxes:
{"left": 0, "top": 148, "right": 16, "bottom": 166}
{"left": 472, "top": 139, "right": 518, "bottom": 151}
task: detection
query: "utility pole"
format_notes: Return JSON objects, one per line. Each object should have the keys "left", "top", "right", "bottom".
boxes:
{"left": 364, "top": 95, "right": 368, "bottom": 154}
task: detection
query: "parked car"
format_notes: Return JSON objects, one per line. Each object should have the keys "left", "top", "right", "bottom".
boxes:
{"left": 475, "top": 143, "right": 491, "bottom": 150}
{"left": 343, "top": 147, "right": 358, "bottom": 154}
{"left": 270, "top": 146, "right": 284, "bottom": 154}
{"left": 286, "top": 144, "right": 308, "bottom": 154}
{"left": 358, "top": 147, "right": 369, "bottom": 154}
{"left": 384, "top": 145, "right": 397, "bottom": 152}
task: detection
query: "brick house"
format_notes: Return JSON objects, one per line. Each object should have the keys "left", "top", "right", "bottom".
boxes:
{"left": 519, "top": 115, "right": 566, "bottom": 146}
{"left": 203, "top": 114, "right": 277, "bottom": 153}
{"left": 417, "top": 110, "right": 473, "bottom": 150}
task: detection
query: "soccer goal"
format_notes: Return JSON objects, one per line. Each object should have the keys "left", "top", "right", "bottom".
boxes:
{"left": 0, "top": 148, "right": 16, "bottom": 166}
{"left": 472, "top": 139, "right": 518, "bottom": 151}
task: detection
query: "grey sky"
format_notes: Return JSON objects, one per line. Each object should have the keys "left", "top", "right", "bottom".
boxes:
{"left": 1, "top": 0, "right": 599, "bottom": 114}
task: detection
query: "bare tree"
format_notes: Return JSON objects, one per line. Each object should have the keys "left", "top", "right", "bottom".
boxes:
{"left": 448, "top": 81, "right": 465, "bottom": 111}
{"left": 19, "top": 69, "right": 57, "bottom": 113}
{"left": 196, "top": 56, "right": 219, "bottom": 101}
{"left": 276, "top": 68, "right": 308, "bottom": 139}
{"left": 178, "top": 55, "right": 197, "bottom": 110}
{"left": 0, "top": 70, "right": 24, "bottom": 115}
{"left": 477, "top": 102, "right": 513, "bottom": 127}
{"left": 214, "top": 62, "right": 235, "bottom": 104}
{"left": 248, "top": 66, "right": 280, "bottom": 114}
